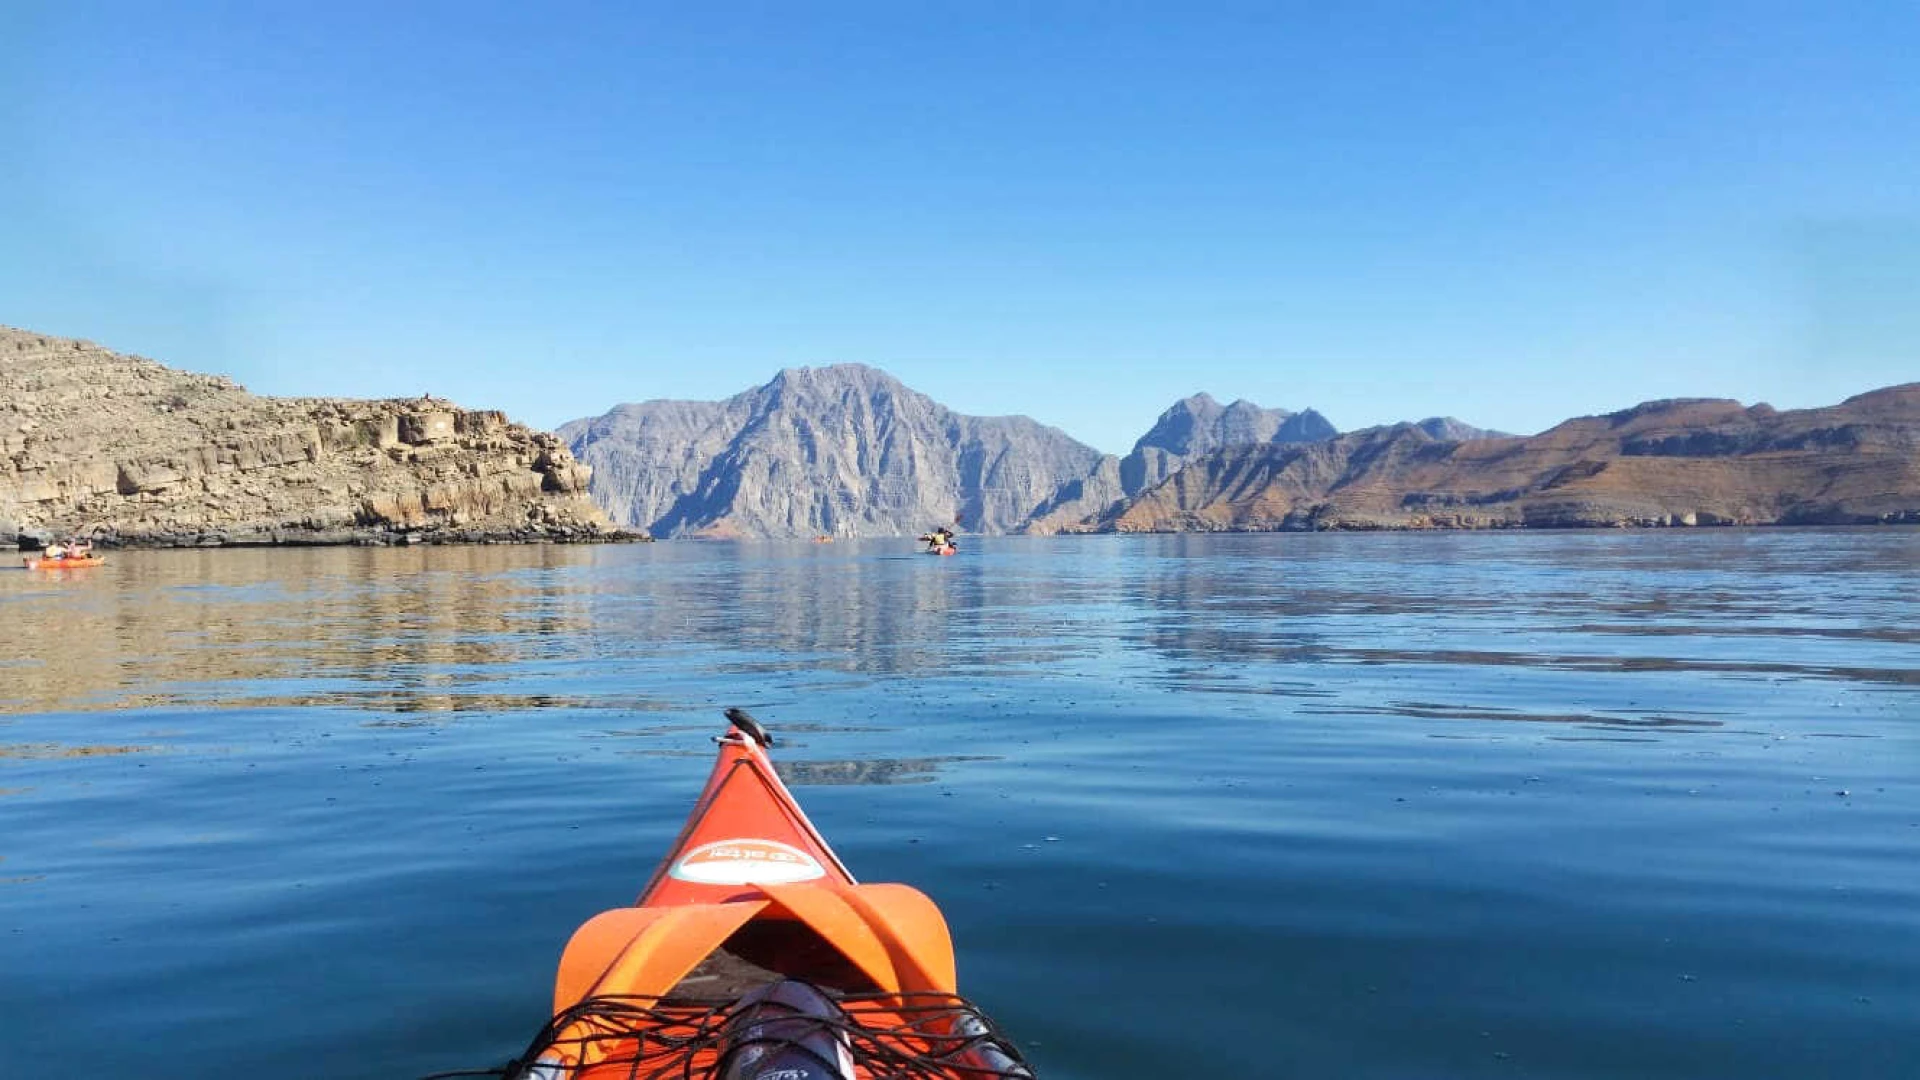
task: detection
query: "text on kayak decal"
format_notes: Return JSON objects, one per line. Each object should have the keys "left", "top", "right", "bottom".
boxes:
{"left": 669, "top": 838, "right": 827, "bottom": 885}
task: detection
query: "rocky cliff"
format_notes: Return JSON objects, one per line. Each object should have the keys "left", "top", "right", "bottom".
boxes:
{"left": 1090, "top": 386, "right": 1920, "bottom": 531}
{"left": 1, "top": 327, "right": 618, "bottom": 546}
{"left": 1117, "top": 393, "right": 1337, "bottom": 494}
{"left": 562, "top": 364, "right": 1125, "bottom": 537}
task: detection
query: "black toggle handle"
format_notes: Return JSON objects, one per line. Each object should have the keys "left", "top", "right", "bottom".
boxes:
{"left": 724, "top": 707, "right": 774, "bottom": 748}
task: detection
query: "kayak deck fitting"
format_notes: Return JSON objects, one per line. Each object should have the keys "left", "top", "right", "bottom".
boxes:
{"left": 454, "top": 709, "right": 1033, "bottom": 1080}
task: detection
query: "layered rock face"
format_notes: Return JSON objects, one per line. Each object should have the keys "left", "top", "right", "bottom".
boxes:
{"left": 1118, "top": 393, "right": 1336, "bottom": 494}
{"left": 562, "top": 364, "right": 1124, "bottom": 537}
{"left": 1092, "top": 386, "right": 1920, "bottom": 532}
{"left": 1, "top": 327, "right": 616, "bottom": 546}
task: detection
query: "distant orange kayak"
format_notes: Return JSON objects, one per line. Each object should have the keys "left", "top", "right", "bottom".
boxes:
{"left": 500, "top": 710, "right": 1032, "bottom": 1079}
{"left": 22, "top": 555, "right": 104, "bottom": 570}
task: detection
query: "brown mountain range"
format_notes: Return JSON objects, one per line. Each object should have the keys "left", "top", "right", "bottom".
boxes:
{"left": 1088, "top": 385, "right": 1920, "bottom": 532}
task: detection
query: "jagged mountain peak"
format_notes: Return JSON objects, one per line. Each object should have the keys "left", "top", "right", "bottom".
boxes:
{"left": 1089, "top": 384, "right": 1920, "bottom": 532}
{"left": 1133, "top": 393, "right": 1227, "bottom": 453}
{"left": 766, "top": 362, "right": 902, "bottom": 388}
{"left": 1412, "top": 416, "right": 1510, "bottom": 441}
{"left": 754, "top": 364, "right": 931, "bottom": 420}
{"left": 1121, "top": 393, "right": 1334, "bottom": 496}
{"left": 1136, "top": 393, "right": 1282, "bottom": 451}
{"left": 564, "top": 367, "right": 1120, "bottom": 538}
{"left": 1276, "top": 408, "right": 1338, "bottom": 443}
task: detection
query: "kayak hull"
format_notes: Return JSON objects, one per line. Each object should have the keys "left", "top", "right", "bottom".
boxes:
{"left": 521, "top": 713, "right": 1029, "bottom": 1079}
{"left": 636, "top": 724, "right": 855, "bottom": 908}
{"left": 23, "top": 556, "right": 104, "bottom": 570}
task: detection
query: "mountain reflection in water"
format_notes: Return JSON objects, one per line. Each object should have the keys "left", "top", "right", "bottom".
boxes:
{"left": 5, "top": 534, "right": 1919, "bottom": 722}
{"left": 0, "top": 541, "right": 1061, "bottom": 715}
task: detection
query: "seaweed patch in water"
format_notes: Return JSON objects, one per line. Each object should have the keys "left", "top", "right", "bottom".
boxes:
{"left": 0, "top": 743, "right": 159, "bottom": 760}
{"left": 775, "top": 755, "right": 999, "bottom": 786}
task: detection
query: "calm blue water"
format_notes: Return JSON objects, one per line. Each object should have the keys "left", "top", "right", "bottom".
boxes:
{"left": 2, "top": 532, "right": 1917, "bottom": 1078}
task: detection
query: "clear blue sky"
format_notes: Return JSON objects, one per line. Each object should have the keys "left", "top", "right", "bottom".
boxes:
{"left": 5, "top": 1, "right": 1916, "bottom": 453}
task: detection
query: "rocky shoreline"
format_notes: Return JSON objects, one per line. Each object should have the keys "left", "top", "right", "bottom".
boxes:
{"left": 1084, "top": 510, "right": 1920, "bottom": 534}
{"left": 3, "top": 327, "right": 642, "bottom": 550}
{"left": 14, "top": 523, "right": 652, "bottom": 550}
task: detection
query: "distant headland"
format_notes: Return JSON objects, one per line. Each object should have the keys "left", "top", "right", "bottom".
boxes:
{"left": 1, "top": 327, "right": 638, "bottom": 549}
{"left": 7, "top": 325, "right": 1916, "bottom": 547}
{"left": 566, "top": 365, "right": 1919, "bottom": 537}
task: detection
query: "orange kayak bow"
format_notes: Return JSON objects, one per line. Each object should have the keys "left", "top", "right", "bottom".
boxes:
{"left": 500, "top": 709, "right": 1032, "bottom": 1080}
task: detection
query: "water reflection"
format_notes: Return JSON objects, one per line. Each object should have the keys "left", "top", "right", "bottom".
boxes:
{"left": 0, "top": 546, "right": 599, "bottom": 714}
{"left": 2, "top": 531, "right": 1916, "bottom": 719}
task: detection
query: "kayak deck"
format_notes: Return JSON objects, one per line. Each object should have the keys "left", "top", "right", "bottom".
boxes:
{"left": 487, "top": 710, "right": 1032, "bottom": 1080}
{"left": 521, "top": 990, "right": 1025, "bottom": 1079}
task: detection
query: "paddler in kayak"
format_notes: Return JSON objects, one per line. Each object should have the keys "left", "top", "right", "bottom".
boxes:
{"left": 920, "top": 526, "right": 958, "bottom": 554}
{"left": 41, "top": 538, "right": 92, "bottom": 560}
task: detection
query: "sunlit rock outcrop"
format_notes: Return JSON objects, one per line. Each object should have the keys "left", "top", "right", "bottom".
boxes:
{"left": 0, "top": 327, "right": 617, "bottom": 546}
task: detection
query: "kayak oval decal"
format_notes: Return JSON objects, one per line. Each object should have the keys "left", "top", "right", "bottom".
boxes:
{"left": 669, "top": 838, "right": 827, "bottom": 885}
